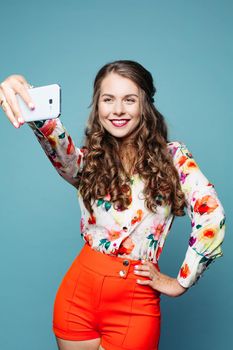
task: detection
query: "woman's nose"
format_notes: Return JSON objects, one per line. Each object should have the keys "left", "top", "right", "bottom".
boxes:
{"left": 113, "top": 100, "right": 125, "bottom": 115}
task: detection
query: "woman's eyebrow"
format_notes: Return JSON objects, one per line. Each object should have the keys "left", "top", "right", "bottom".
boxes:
{"left": 101, "top": 93, "right": 138, "bottom": 98}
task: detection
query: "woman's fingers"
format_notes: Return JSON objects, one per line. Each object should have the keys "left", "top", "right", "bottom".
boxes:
{"left": 9, "top": 88, "right": 25, "bottom": 123}
{"left": 5, "top": 74, "right": 32, "bottom": 91}
{"left": 0, "top": 87, "right": 20, "bottom": 128}
{"left": 134, "top": 270, "right": 152, "bottom": 278}
{"left": 134, "top": 262, "right": 158, "bottom": 272}
{"left": 2, "top": 78, "right": 35, "bottom": 110}
{"left": 134, "top": 262, "right": 159, "bottom": 282}
{"left": 13, "top": 79, "right": 35, "bottom": 110}
{"left": 0, "top": 83, "right": 24, "bottom": 124}
{"left": 136, "top": 278, "right": 153, "bottom": 286}
{"left": 14, "top": 74, "right": 31, "bottom": 88}
{"left": 0, "top": 75, "right": 35, "bottom": 128}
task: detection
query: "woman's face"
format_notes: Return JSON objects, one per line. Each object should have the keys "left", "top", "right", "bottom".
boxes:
{"left": 98, "top": 72, "right": 141, "bottom": 139}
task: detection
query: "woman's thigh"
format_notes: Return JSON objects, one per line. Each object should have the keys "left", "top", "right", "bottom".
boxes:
{"left": 53, "top": 256, "right": 101, "bottom": 342}
{"left": 55, "top": 337, "right": 101, "bottom": 350}
{"left": 100, "top": 277, "right": 161, "bottom": 350}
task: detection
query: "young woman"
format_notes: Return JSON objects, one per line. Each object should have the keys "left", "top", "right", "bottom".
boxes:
{"left": 0, "top": 60, "right": 226, "bottom": 350}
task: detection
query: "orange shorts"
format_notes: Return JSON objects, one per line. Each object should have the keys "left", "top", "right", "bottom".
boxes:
{"left": 53, "top": 243, "right": 161, "bottom": 350}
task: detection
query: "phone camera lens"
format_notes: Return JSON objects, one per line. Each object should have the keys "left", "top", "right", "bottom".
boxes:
{"left": 49, "top": 99, "right": 53, "bottom": 104}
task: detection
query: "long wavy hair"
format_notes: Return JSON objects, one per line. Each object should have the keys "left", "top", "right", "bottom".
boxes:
{"left": 77, "top": 60, "right": 186, "bottom": 216}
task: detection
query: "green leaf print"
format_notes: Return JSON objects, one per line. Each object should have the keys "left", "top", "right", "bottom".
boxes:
{"left": 59, "top": 132, "right": 66, "bottom": 139}
{"left": 147, "top": 234, "right": 158, "bottom": 249}
{"left": 104, "top": 201, "right": 112, "bottom": 211}
{"left": 97, "top": 198, "right": 112, "bottom": 211}
{"left": 35, "top": 120, "right": 46, "bottom": 128}
{"left": 196, "top": 224, "right": 202, "bottom": 229}
{"left": 99, "top": 238, "right": 108, "bottom": 246}
{"left": 149, "top": 239, "right": 158, "bottom": 248}
{"left": 200, "top": 256, "right": 209, "bottom": 264}
{"left": 105, "top": 241, "right": 111, "bottom": 250}
{"left": 130, "top": 178, "right": 134, "bottom": 185}
{"left": 99, "top": 238, "right": 111, "bottom": 250}
{"left": 220, "top": 216, "right": 226, "bottom": 229}
{"left": 97, "top": 199, "right": 104, "bottom": 206}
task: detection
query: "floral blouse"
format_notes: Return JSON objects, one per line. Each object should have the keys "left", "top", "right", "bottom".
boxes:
{"left": 28, "top": 118, "right": 226, "bottom": 288}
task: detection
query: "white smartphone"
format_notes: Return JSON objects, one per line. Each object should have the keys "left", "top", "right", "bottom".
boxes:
{"left": 16, "top": 84, "right": 61, "bottom": 122}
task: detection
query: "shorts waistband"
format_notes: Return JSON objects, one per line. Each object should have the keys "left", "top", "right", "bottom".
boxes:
{"left": 77, "top": 243, "right": 159, "bottom": 280}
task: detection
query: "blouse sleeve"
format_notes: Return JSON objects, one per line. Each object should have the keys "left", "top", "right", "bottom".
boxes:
{"left": 27, "top": 117, "right": 86, "bottom": 188}
{"left": 171, "top": 141, "right": 226, "bottom": 288}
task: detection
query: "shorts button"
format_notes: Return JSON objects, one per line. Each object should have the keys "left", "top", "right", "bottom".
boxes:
{"left": 123, "top": 260, "right": 129, "bottom": 266}
{"left": 119, "top": 270, "right": 126, "bottom": 277}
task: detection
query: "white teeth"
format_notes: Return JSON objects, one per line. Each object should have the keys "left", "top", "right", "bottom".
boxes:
{"left": 111, "top": 120, "right": 129, "bottom": 126}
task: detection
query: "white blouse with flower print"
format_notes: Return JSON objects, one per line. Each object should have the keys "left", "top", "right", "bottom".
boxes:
{"left": 28, "top": 117, "right": 226, "bottom": 288}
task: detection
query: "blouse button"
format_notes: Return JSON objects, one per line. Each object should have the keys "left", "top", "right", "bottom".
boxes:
{"left": 138, "top": 191, "right": 145, "bottom": 200}
{"left": 119, "top": 270, "right": 126, "bottom": 277}
{"left": 123, "top": 260, "right": 129, "bottom": 266}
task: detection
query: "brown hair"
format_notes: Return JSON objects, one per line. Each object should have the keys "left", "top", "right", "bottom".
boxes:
{"left": 77, "top": 60, "right": 186, "bottom": 215}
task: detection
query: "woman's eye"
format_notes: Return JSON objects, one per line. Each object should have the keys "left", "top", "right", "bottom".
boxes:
{"left": 103, "top": 98, "right": 135, "bottom": 103}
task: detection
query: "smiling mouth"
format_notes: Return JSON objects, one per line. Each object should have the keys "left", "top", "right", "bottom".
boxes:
{"left": 109, "top": 119, "right": 130, "bottom": 127}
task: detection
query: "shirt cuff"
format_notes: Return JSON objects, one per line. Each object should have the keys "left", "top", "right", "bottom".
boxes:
{"left": 177, "top": 246, "right": 211, "bottom": 288}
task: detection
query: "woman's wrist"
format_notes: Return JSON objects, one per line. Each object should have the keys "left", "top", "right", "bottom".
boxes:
{"left": 152, "top": 272, "right": 188, "bottom": 297}
{"left": 170, "top": 278, "right": 188, "bottom": 297}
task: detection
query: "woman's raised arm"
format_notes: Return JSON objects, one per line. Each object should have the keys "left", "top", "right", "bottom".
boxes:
{"left": 27, "top": 118, "right": 86, "bottom": 188}
{"left": 0, "top": 75, "right": 86, "bottom": 188}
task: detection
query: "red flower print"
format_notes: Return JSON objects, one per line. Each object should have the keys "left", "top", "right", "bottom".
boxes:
{"left": 155, "top": 246, "right": 162, "bottom": 261}
{"left": 40, "top": 119, "right": 57, "bottom": 137}
{"left": 178, "top": 155, "right": 188, "bottom": 167}
{"left": 187, "top": 160, "right": 198, "bottom": 169}
{"left": 203, "top": 228, "right": 215, "bottom": 239}
{"left": 194, "top": 195, "right": 218, "bottom": 215}
{"left": 108, "top": 229, "right": 121, "bottom": 241}
{"left": 180, "top": 263, "right": 190, "bottom": 279}
{"left": 207, "top": 182, "right": 214, "bottom": 188}
{"left": 67, "top": 136, "right": 75, "bottom": 155}
{"left": 151, "top": 223, "right": 165, "bottom": 240}
{"left": 131, "top": 209, "right": 143, "bottom": 225}
{"left": 80, "top": 147, "right": 88, "bottom": 155}
{"left": 118, "top": 237, "right": 135, "bottom": 255}
{"left": 77, "top": 154, "right": 82, "bottom": 166}
{"left": 85, "top": 233, "right": 93, "bottom": 245}
{"left": 104, "top": 193, "right": 111, "bottom": 201}
{"left": 49, "top": 156, "right": 63, "bottom": 168}
{"left": 88, "top": 214, "right": 96, "bottom": 225}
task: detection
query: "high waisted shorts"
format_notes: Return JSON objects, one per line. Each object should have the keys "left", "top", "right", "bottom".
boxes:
{"left": 53, "top": 243, "right": 161, "bottom": 350}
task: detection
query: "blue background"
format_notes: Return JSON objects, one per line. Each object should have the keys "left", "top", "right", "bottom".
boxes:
{"left": 0, "top": 0, "right": 232, "bottom": 349}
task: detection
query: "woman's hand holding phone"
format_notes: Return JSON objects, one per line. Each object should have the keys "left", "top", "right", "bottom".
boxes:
{"left": 0, "top": 75, "right": 35, "bottom": 128}
{"left": 0, "top": 75, "right": 61, "bottom": 127}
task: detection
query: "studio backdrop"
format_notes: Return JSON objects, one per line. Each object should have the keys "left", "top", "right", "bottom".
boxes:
{"left": 0, "top": 1, "right": 232, "bottom": 349}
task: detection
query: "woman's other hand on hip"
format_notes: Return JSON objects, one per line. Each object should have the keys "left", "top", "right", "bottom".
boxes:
{"left": 134, "top": 260, "right": 188, "bottom": 297}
